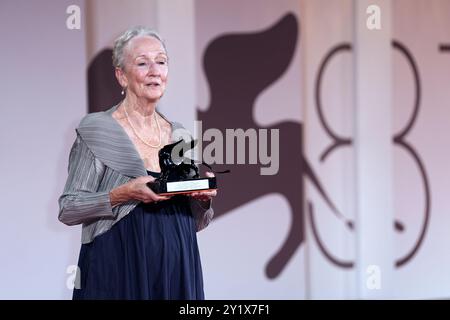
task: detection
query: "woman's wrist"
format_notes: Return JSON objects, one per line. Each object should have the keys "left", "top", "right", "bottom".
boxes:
{"left": 109, "top": 185, "right": 130, "bottom": 208}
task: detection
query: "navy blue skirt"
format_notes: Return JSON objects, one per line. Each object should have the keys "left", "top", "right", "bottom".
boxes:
{"left": 72, "top": 171, "right": 205, "bottom": 300}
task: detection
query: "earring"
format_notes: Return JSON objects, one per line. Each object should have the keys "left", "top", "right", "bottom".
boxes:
{"left": 121, "top": 88, "right": 125, "bottom": 95}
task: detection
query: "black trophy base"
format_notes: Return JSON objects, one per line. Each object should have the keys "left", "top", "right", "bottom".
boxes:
{"left": 147, "top": 177, "right": 217, "bottom": 196}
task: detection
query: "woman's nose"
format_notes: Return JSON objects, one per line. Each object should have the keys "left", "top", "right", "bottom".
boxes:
{"left": 147, "top": 61, "right": 161, "bottom": 75}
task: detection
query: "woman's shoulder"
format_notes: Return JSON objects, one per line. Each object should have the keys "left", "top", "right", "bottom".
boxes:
{"left": 77, "top": 106, "right": 117, "bottom": 129}
{"left": 156, "top": 111, "right": 188, "bottom": 137}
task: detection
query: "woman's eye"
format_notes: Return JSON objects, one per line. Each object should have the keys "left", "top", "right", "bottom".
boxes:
{"left": 157, "top": 61, "right": 167, "bottom": 65}
{"left": 138, "top": 62, "right": 147, "bottom": 66}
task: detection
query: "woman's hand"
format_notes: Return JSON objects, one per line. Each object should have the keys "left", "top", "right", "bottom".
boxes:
{"left": 110, "top": 176, "right": 171, "bottom": 207}
{"left": 190, "top": 171, "right": 217, "bottom": 202}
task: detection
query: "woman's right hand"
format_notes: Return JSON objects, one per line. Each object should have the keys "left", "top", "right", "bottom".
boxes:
{"left": 110, "top": 176, "right": 171, "bottom": 207}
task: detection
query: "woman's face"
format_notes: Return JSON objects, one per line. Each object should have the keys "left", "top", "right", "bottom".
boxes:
{"left": 118, "top": 36, "right": 168, "bottom": 102}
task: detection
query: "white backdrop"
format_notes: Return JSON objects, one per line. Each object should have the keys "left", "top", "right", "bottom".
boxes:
{"left": 195, "top": 0, "right": 306, "bottom": 299}
{"left": 2, "top": 0, "right": 450, "bottom": 299}
{"left": 0, "top": 0, "right": 86, "bottom": 299}
{"left": 392, "top": 0, "right": 450, "bottom": 298}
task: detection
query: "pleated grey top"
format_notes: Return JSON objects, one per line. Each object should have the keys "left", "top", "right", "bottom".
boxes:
{"left": 58, "top": 104, "right": 214, "bottom": 244}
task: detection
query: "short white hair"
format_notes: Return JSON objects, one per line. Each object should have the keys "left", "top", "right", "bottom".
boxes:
{"left": 112, "top": 26, "right": 167, "bottom": 68}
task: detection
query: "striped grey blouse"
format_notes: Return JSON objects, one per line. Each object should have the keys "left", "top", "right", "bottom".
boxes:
{"left": 58, "top": 104, "right": 214, "bottom": 244}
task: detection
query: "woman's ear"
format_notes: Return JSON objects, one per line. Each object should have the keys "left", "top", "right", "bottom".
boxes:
{"left": 115, "top": 67, "right": 128, "bottom": 89}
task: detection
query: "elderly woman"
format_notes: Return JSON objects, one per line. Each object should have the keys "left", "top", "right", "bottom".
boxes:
{"left": 58, "top": 26, "right": 216, "bottom": 300}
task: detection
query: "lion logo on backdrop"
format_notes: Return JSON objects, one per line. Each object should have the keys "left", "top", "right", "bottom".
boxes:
{"left": 199, "top": 13, "right": 353, "bottom": 277}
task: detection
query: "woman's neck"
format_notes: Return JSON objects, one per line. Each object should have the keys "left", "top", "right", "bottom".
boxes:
{"left": 122, "top": 94, "right": 158, "bottom": 119}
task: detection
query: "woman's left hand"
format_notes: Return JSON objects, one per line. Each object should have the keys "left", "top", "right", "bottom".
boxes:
{"left": 190, "top": 171, "right": 217, "bottom": 202}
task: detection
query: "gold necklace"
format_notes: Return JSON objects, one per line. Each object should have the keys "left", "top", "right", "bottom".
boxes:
{"left": 123, "top": 104, "right": 162, "bottom": 148}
